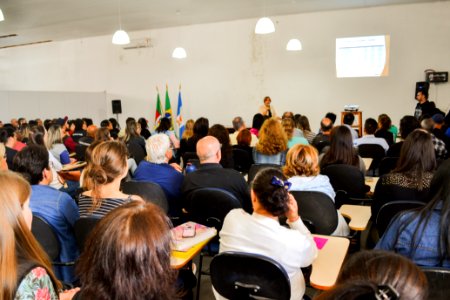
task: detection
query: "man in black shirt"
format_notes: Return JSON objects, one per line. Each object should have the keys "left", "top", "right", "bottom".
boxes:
{"left": 414, "top": 90, "right": 436, "bottom": 120}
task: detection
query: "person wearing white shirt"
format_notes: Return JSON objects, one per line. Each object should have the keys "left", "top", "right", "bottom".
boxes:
{"left": 259, "top": 96, "right": 278, "bottom": 119}
{"left": 216, "top": 168, "right": 318, "bottom": 300}
{"left": 342, "top": 112, "right": 359, "bottom": 141}
{"left": 354, "top": 118, "right": 389, "bottom": 152}
{"left": 229, "top": 116, "right": 258, "bottom": 147}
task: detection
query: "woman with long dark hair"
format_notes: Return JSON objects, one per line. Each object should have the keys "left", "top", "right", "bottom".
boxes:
{"left": 319, "top": 126, "right": 366, "bottom": 173}
{"left": 372, "top": 129, "right": 436, "bottom": 217}
{"left": 155, "top": 117, "right": 180, "bottom": 150}
{"left": 376, "top": 158, "right": 450, "bottom": 267}
{"left": 138, "top": 117, "right": 151, "bottom": 140}
{"left": 179, "top": 117, "right": 209, "bottom": 157}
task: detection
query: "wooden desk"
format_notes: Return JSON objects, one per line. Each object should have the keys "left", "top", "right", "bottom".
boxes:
{"left": 61, "top": 161, "right": 86, "bottom": 171}
{"left": 339, "top": 204, "right": 371, "bottom": 231}
{"left": 310, "top": 234, "right": 350, "bottom": 290}
{"left": 365, "top": 176, "right": 379, "bottom": 193}
{"left": 171, "top": 237, "right": 214, "bottom": 269}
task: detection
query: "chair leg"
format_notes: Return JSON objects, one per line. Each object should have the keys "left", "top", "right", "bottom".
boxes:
{"left": 195, "top": 253, "right": 204, "bottom": 300}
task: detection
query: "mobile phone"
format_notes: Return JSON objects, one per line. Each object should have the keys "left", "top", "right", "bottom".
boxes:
{"left": 182, "top": 224, "right": 196, "bottom": 238}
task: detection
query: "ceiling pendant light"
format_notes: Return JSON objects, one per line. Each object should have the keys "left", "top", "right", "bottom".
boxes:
{"left": 112, "top": 0, "right": 130, "bottom": 45}
{"left": 172, "top": 47, "right": 187, "bottom": 59}
{"left": 112, "top": 30, "right": 130, "bottom": 45}
{"left": 0, "top": 8, "right": 4, "bottom": 22}
{"left": 286, "top": 39, "right": 302, "bottom": 51}
{"left": 255, "top": 17, "right": 275, "bottom": 34}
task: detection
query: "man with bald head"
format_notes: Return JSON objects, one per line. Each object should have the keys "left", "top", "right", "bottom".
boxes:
{"left": 181, "top": 136, "right": 252, "bottom": 212}
{"left": 312, "top": 117, "right": 333, "bottom": 152}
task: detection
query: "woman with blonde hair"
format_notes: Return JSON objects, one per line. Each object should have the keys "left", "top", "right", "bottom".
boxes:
{"left": 181, "top": 119, "right": 195, "bottom": 140}
{"left": 284, "top": 144, "right": 349, "bottom": 236}
{"left": 253, "top": 118, "right": 288, "bottom": 165}
{"left": 46, "top": 124, "right": 71, "bottom": 165}
{"left": 0, "top": 171, "right": 78, "bottom": 299}
{"left": 78, "top": 141, "right": 143, "bottom": 218}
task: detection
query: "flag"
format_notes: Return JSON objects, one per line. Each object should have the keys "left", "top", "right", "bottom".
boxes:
{"left": 164, "top": 84, "right": 174, "bottom": 129}
{"left": 176, "top": 85, "right": 184, "bottom": 138}
{"left": 154, "top": 88, "right": 162, "bottom": 128}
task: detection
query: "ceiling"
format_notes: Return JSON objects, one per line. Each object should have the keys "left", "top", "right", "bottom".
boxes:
{"left": 0, "top": 0, "right": 446, "bottom": 48}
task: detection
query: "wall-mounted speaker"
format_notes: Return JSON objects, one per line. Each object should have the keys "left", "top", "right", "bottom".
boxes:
{"left": 112, "top": 100, "right": 122, "bottom": 114}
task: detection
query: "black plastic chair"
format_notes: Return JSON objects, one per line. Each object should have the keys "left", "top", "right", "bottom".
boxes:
{"left": 321, "top": 164, "right": 370, "bottom": 208}
{"left": 232, "top": 148, "right": 252, "bottom": 174}
{"left": 187, "top": 187, "right": 242, "bottom": 300}
{"left": 211, "top": 251, "right": 291, "bottom": 300}
{"left": 357, "top": 144, "right": 386, "bottom": 176}
{"left": 121, "top": 180, "right": 169, "bottom": 213}
{"left": 74, "top": 144, "right": 88, "bottom": 162}
{"left": 314, "top": 140, "right": 330, "bottom": 154}
{"left": 73, "top": 217, "right": 101, "bottom": 252}
{"left": 248, "top": 163, "right": 281, "bottom": 184}
{"left": 375, "top": 200, "right": 425, "bottom": 236}
{"left": 289, "top": 191, "right": 338, "bottom": 235}
{"left": 422, "top": 267, "right": 450, "bottom": 300}
{"left": 127, "top": 140, "right": 146, "bottom": 165}
{"left": 31, "top": 216, "right": 75, "bottom": 266}
{"left": 378, "top": 156, "right": 399, "bottom": 176}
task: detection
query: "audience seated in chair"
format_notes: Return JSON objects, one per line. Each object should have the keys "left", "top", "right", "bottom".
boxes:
{"left": 253, "top": 118, "right": 288, "bottom": 166}
{"left": 375, "top": 114, "right": 395, "bottom": 146}
{"left": 181, "top": 136, "right": 251, "bottom": 212}
{"left": 0, "top": 171, "right": 79, "bottom": 299}
{"left": 121, "top": 118, "right": 147, "bottom": 165}
{"left": 315, "top": 250, "right": 428, "bottom": 300}
{"left": 372, "top": 129, "right": 435, "bottom": 218}
{"left": 354, "top": 118, "right": 389, "bottom": 153}
{"left": 297, "top": 115, "right": 316, "bottom": 145}
{"left": 75, "top": 201, "right": 178, "bottom": 300}
{"left": 13, "top": 145, "right": 79, "bottom": 284}
{"left": 217, "top": 168, "right": 317, "bottom": 300}
{"left": 284, "top": 144, "right": 349, "bottom": 236}
{"left": 209, "top": 124, "right": 234, "bottom": 169}
{"left": 387, "top": 115, "right": 420, "bottom": 157}
{"left": 282, "top": 118, "right": 309, "bottom": 149}
{"left": 133, "top": 133, "right": 183, "bottom": 216}
{"left": 78, "top": 141, "right": 143, "bottom": 219}
{"left": 179, "top": 117, "right": 209, "bottom": 158}
{"left": 376, "top": 159, "right": 450, "bottom": 267}
{"left": 229, "top": 116, "right": 258, "bottom": 147}
{"left": 320, "top": 125, "right": 366, "bottom": 174}
{"left": 312, "top": 117, "right": 332, "bottom": 152}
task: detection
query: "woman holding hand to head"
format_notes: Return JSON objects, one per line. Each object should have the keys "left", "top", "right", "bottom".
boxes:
{"left": 284, "top": 144, "right": 350, "bottom": 236}
{"left": 0, "top": 171, "right": 79, "bottom": 300}
{"left": 217, "top": 168, "right": 318, "bottom": 300}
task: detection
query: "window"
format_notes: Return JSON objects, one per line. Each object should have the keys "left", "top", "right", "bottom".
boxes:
{"left": 336, "top": 35, "right": 390, "bottom": 78}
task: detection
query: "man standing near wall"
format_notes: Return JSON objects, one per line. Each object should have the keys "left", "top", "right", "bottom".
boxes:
{"left": 414, "top": 90, "right": 436, "bottom": 120}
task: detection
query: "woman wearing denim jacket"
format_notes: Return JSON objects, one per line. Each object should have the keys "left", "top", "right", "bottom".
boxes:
{"left": 376, "top": 159, "right": 450, "bottom": 267}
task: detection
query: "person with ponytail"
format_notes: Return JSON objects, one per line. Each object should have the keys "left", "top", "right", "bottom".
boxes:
{"left": 78, "top": 141, "right": 143, "bottom": 218}
{"left": 217, "top": 168, "right": 318, "bottom": 300}
{"left": 0, "top": 171, "right": 79, "bottom": 300}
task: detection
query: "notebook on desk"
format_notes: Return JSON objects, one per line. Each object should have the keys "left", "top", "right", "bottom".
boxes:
{"left": 172, "top": 222, "right": 217, "bottom": 252}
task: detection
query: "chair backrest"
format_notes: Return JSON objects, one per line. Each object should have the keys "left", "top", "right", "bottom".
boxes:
{"left": 232, "top": 148, "right": 252, "bottom": 174}
{"left": 31, "top": 215, "right": 60, "bottom": 261}
{"left": 75, "top": 144, "right": 88, "bottom": 161}
{"left": 378, "top": 156, "right": 399, "bottom": 176}
{"left": 121, "top": 180, "right": 169, "bottom": 213}
{"left": 187, "top": 188, "right": 242, "bottom": 231}
{"left": 375, "top": 200, "right": 425, "bottom": 236}
{"left": 248, "top": 164, "right": 281, "bottom": 184}
{"left": 422, "top": 267, "right": 450, "bottom": 300}
{"left": 357, "top": 144, "right": 386, "bottom": 172}
{"left": 211, "top": 251, "right": 291, "bottom": 300}
{"left": 73, "top": 217, "right": 101, "bottom": 252}
{"left": 290, "top": 191, "right": 338, "bottom": 235}
{"left": 315, "top": 140, "right": 331, "bottom": 154}
{"left": 127, "top": 140, "right": 146, "bottom": 165}
{"left": 321, "top": 164, "right": 366, "bottom": 198}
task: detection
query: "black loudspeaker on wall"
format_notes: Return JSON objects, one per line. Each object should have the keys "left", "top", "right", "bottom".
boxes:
{"left": 415, "top": 82, "right": 429, "bottom": 98}
{"left": 112, "top": 100, "right": 122, "bottom": 114}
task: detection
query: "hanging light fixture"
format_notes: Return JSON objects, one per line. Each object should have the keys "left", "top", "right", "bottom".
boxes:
{"left": 286, "top": 39, "right": 302, "bottom": 51}
{"left": 255, "top": 17, "right": 275, "bottom": 34}
{"left": 0, "top": 8, "right": 4, "bottom": 22}
{"left": 112, "top": 0, "right": 130, "bottom": 45}
{"left": 172, "top": 47, "right": 187, "bottom": 59}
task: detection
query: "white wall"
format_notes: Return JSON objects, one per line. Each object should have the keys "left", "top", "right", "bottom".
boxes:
{"left": 1, "top": 2, "right": 449, "bottom": 130}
